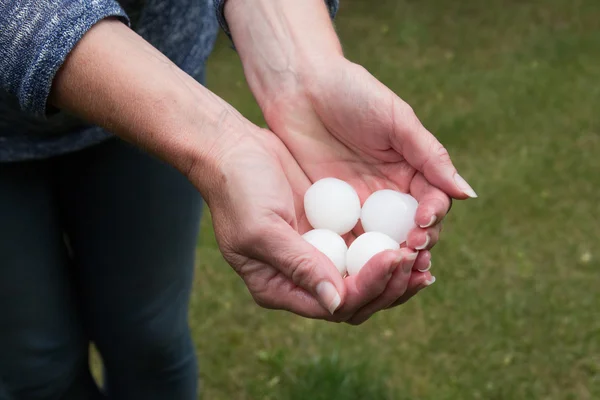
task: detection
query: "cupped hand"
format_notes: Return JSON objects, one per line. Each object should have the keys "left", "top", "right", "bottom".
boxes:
{"left": 254, "top": 58, "right": 474, "bottom": 323}
{"left": 190, "top": 111, "right": 432, "bottom": 323}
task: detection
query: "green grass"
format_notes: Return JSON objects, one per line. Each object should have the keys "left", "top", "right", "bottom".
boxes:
{"left": 185, "top": 0, "right": 600, "bottom": 398}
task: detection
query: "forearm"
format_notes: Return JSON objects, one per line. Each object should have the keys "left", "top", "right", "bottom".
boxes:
{"left": 224, "top": 0, "right": 343, "bottom": 106}
{"left": 50, "top": 19, "right": 240, "bottom": 196}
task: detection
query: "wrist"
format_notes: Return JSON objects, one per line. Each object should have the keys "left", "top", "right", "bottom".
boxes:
{"left": 224, "top": 0, "right": 343, "bottom": 108}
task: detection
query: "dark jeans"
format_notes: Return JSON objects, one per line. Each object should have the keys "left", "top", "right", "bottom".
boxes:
{"left": 0, "top": 138, "right": 202, "bottom": 400}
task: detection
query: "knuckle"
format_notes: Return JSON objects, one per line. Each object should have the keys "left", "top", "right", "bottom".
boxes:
{"left": 423, "top": 142, "right": 452, "bottom": 170}
{"left": 432, "top": 143, "right": 452, "bottom": 164}
{"left": 397, "top": 100, "right": 419, "bottom": 127}
{"left": 349, "top": 61, "right": 370, "bottom": 76}
{"left": 220, "top": 248, "right": 244, "bottom": 272}
{"left": 400, "top": 101, "right": 415, "bottom": 117}
{"left": 289, "top": 254, "right": 318, "bottom": 286}
{"left": 252, "top": 292, "right": 276, "bottom": 310}
{"left": 393, "top": 100, "right": 416, "bottom": 126}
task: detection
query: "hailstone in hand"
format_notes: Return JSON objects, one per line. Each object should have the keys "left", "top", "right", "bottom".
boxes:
{"left": 360, "top": 189, "right": 418, "bottom": 244}
{"left": 302, "top": 229, "right": 348, "bottom": 275}
{"left": 304, "top": 178, "right": 361, "bottom": 235}
{"left": 346, "top": 231, "right": 400, "bottom": 276}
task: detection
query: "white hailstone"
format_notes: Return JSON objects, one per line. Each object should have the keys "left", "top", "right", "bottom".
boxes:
{"left": 346, "top": 231, "right": 399, "bottom": 276}
{"left": 302, "top": 229, "right": 348, "bottom": 276}
{"left": 360, "top": 189, "right": 418, "bottom": 244}
{"left": 304, "top": 178, "right": 361, "bottom": 235}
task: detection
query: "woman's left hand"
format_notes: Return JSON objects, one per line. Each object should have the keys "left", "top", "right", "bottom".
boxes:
{"left": 224, "top": 0, "right": 477, "bottom": 324}
{"left": 258, "top": 57, "right": 461, "bottom": 324}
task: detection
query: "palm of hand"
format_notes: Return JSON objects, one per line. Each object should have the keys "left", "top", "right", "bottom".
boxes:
{"left": 261, "top": 62, "right": 449, "bottom": 248}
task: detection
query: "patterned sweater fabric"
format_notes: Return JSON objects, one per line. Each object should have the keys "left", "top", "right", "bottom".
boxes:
{"left": 0, "top": 0, "right": 339, "bottom": 162}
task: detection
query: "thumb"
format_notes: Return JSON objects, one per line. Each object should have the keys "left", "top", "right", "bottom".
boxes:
{"left": 388, "top": 100, "right": 478, "bottom": 199}
{"left": 250, "top": 220, "right": 346, "bottom": 314}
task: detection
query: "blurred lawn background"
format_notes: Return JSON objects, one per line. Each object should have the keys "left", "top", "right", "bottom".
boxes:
{"left": 191, "top": 0, "right": 600, "bottom": 398}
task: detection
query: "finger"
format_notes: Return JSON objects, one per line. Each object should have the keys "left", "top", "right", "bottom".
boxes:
{"left": 334, "top": 249, "right": 408, "bottom": 320}
{"left": 247, "top": 219, "right": 347, "bottom": 315}
{"left": 406, "top": 225, "right": 441, "bottom": 251}
{"left": 345, "top": 250, "right": 417, "bottom": 325}
{"left": 387, "top": 96, "right": 477, "bottom": 199}
{"left": 409, "top": 172, "right": 452, "bottom": 229}
{"left": 240, "top": 261, "right": 332, "bottom": 319}
{"left": 387, "top": 270, "right": 436, "bottom": 309}
{"left": 412, "top": 250, "right": 432, "bottom": 272}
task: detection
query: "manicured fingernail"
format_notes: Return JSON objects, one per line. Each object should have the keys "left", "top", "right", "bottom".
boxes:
{"left": 400, "top": 251, "right": 418, "bottom": 273}
{"left": 419, "top": 215, "right": 437, "bottom": 228}
{"left": 397, "top": 251, "right": 418, "bottom": 264}
{"left": 454, "top": 173, "right": 478, "bottom": 198}
{"left": 422, "top": 276, "right": 436, "bottom": 287}
{"left": 316, "top": 281, "right": 341, "bottom": 314}
{"left": 415, "top": 234, "right": 430, "bottom": 250}
{"left": 417, "top": 260, "right": 432, "bottom": 273}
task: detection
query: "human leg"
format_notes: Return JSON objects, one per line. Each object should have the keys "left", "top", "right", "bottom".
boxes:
{"left": 0, "top": 160, "right": 102, "bottom": 400}
{"left": 57, "top": 138, "right": 202, "bottom": 400}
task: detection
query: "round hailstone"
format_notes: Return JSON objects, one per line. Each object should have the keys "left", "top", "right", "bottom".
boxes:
{"left": 360, "top": 189, "right": 418, "bottom": 244}
{"left": 346, "top": 231, "right": 400, "bottom": 276}
{"left": 302, "top": 229, "right": 348, "bottom": 276}
{"left": 304, "top": 178, "right": 361, "bottom": 235}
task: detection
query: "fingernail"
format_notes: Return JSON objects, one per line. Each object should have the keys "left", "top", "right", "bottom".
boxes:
{"left": 422, "top": 276, "right": 436, "bottom": 288}
{"left": 395, "top": 251, "right": 417, "bottom": 264}
{"left": 419, "top": 215, "right": 437, "bottom": 228}
{"left": 316, "top": 281, "right": 341, "bottom": 314}
{"left": 415, "top": 234, "right": 430, "bottom": 250}
{"left": 454, "top": 173, "right": 478, "bottom": 198}
{"left": 401, "top": 251, "right": 418, "bottom": 273}
{"left": 417, "top": 260, "right": 432, "bottom": 273}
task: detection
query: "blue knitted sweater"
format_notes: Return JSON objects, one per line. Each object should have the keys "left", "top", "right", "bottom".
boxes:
{"left": 0, "top": 0, "right": 338, "bottom": 162}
